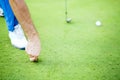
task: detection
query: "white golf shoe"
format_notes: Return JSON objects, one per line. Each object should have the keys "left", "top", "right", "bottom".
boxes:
{"left": 9, "top": 24, "right": 28, "bottom": 50}
{"left": 0, "top": 8, "right": 4, "bottom": 16}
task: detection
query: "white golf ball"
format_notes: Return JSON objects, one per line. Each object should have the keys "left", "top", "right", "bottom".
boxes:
{"left": 96, "top": 21, "right": 101, "bottom": 26}
{"left": 66, "top": 18, "right": 72, "bottom": 23}
{"left": 30, "top": 57, "right": 35, "bottom": 61}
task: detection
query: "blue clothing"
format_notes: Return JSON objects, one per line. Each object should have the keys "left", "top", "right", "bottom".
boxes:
{"left": 0, "top": 0, "right": 18, "bottom": 31}
{"left": 0, "top": 4, "right": 1, "bottom": 8}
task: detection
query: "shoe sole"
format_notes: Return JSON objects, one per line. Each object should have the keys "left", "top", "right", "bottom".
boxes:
{"left": 12, "top": 44, "right": 25, "bottom": 50}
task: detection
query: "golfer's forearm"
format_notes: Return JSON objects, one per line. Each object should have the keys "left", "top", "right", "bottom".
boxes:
{"left": 9, "top": 0, "right": 38, "bottom": 39}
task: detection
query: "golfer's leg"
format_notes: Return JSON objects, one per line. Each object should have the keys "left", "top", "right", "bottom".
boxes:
{"left": 0, "top": 0, "right": 27, "bottom": 49}
{"left": 0, "top": 0, "right": 18, "bottom": 31}
{"left": 9, "top": 0, "right": 41, "bottom": 60}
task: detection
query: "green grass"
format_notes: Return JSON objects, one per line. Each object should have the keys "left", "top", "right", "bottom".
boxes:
{"left": 0, "top": 0, "right": 120, "bottom": 80}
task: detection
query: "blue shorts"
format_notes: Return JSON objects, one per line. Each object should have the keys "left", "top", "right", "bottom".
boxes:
{"left": 0, "top": 0, "right": 18, "bottom": 31}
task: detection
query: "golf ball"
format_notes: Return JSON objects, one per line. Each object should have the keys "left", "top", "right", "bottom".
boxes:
{"left": 30, "top": 57, "right": 38, "bottom": 62}
{"left": 66, "top": 18, "right": 72, "bottom": 23}
{"left": 96, "top": 21, "right": 101, "bottom": 26}
{"left": 30, "top": 57, "right": 35, "bottom": 61}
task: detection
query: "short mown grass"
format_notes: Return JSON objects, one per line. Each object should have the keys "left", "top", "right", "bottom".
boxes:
{"left": 0, "top": 0, "right": 120, "bottom": 80}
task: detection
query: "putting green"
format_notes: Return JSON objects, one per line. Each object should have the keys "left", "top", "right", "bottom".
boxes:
{"left": 0, "top": 0, "right": 120, "bottom": 80}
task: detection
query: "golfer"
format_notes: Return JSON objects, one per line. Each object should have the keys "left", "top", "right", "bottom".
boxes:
{"left": 0, "top": 0, "right": 41, "bottom": 61}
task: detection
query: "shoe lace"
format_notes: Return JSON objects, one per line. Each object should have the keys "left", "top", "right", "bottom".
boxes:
{"left": 14, "top": 24, "right": 25, "bottom": 39}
